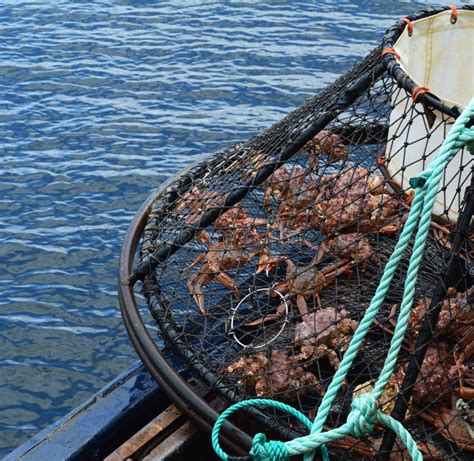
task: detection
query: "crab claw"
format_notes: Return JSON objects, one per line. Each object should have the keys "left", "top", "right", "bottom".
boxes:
{"left": 258, "top": 260, "right": 279, "bottom": 276}
{"left": 274, "top": 281, "right": 290, "bottom": 295}
{"left": 196, "top": 230, "right": 210, "bottom": 243}
{"left": 256, "top": 249, "right": 281, "bottom": 276}
{"left": 182, "top": 253, "right": 205, "bottom": 272}
{"left": 187, "top": 272, "right": 213, "bottom": 315}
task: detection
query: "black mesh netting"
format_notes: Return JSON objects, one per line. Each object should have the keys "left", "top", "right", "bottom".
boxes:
{"left": 132, "top": 14, "right": 473, "bottom": 461}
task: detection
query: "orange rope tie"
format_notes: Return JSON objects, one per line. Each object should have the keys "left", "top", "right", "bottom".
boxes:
{"left": 450, "top": 5, "right": 457, "bottom": 24}
{"left": 400, "top": 17, "right": 413, "bottom": 36}
{"left": 381, "top": 48, "right": 400, "bottom": 60}
{"left": 412, "top": 85, "right": 430, "bottom": 103}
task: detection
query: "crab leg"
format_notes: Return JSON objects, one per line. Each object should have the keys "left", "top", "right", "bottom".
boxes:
{"left": 273, "top": 281, "right": 290, "bottom": 295}
{"left": 215, "top": 272, "right": 239, "bottom": 298}
{"left": 188, "top": 271, "right": 214, "bottom": 315}
{"left": 419, "top": 405, "right": 474, "bottom": 452}
{"left": 458, "top": 387, "right": 474, "bottom": 400}
{"left": 256, "top": 251, "right": 290, "bottom": 276}
{"left": 256, "top": 246, "right": 280, "bottom": 275}
{"left": 252, "top": 218, "right": 270, "bottom": 227}
{"left": 318, "top": 259, "right": 353, "bottom": 278}
{"left": 296, "top": 294, "right": 309, "bottom": 317}
{"left": 315, "top": 344, "right": 341, "bottom": 370}
{"left": 244, "top": 301, "right": 289, "bottom": 327}
{"left": 307, "top": 260, "right": 354, "bottom": 311}
{"left": 363, "top": 212, "right": 409, "bottom": 234}
{"left": 182, "top": 253, "right": 206, "bottom": 271}
{"left": 301, "top": 239, "right": 325, "bottom": 264}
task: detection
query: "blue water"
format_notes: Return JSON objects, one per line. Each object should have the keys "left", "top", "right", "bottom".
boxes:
{"left": 0, "top": 0, "right": 457, "bottom": 455}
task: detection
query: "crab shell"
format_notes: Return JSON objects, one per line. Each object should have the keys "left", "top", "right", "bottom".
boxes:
{"left": 294, "top": 307, "right": 359, "bottom": 354}
{"left": 225, "top": 349, "right": 324, "bottom": 401}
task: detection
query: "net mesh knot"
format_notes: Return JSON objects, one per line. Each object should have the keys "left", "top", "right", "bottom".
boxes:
{"left": 347, "top": 393, "right": 378, "bottom": 438}
{"left": 251, "top": 433, "right": 289, "bottom": 461}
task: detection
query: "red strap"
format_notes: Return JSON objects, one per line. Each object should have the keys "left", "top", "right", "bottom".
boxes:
{"left": 450, "top": 5, "right": 457, "bottom": 24}
{"left": 381, "top": 48, "right": 400, "bottom": 60}
{"left": 400, "top": 17, "right": 413, "bottom": 36}
{"left": 377, "top": 156, "right": 386, "bottom": 166}
{"left": 412, "top": 86, "right": 430, "bottom": 103}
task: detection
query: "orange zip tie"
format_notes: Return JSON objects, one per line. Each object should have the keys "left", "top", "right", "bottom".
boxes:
{"left": 400, "top": 17, "right": 413, "bottom": 36}
{"left": 450, "top": 5, "right": 457, "bottom": 24}
{"left": 412, "top": 85, "right": 430, "bottom": 103}
{"left": 381, "top": 48, "right": 400, "bottom": 60}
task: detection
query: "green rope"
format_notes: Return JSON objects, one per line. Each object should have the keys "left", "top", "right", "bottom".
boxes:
{"left": 212, "top": 98, "right": 474, "bottom": 461}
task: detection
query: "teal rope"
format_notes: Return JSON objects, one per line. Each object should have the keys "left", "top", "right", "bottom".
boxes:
{"left": 212, "top": 399, "right": 312, "bottom": 461}
{"left": 212, "top": 98, "right": 474, "bottom": 461}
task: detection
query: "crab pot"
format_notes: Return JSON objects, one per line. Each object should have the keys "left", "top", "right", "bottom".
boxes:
{"left": 120, "top": 5, "right": 474, "bottom": 461}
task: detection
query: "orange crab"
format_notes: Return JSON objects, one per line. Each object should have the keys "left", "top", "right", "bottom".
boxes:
{"left": 303, "top": 129, "right": 348, "bottom": 171}
{"left": 294, "top": 306, "right": 359, "bottom": 370}
{"left": 315, "top": 166, "right": 402, "bottom": 235}
{"left": 184, "top": 241, "right": 260, "bottom": 315}
{"left": 305, "top": 232, "right": 380, "bottom": 270}
{"left": 226, "top": 349, "right": 324, "bottom": 401}
{"left": 247, "top": 257, "right": 354, "bottom": 326}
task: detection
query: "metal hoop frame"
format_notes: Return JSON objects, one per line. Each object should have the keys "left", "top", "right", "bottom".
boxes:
{"left": 118, "top": 5, "right": 473, "bottom": 457}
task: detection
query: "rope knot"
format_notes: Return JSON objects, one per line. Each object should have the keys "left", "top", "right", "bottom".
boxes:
{"left": 250, "top": 433, "right": 289, "bottom": 461}
{"left": 347, "top": 393, "right": 379, "bottom": 438}
{"left": 409, "top": 171, "right": 430, "bottom": 189}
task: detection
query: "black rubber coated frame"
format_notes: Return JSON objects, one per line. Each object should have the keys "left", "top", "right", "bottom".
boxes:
{"left": 118, "top": 164, "right": 253, "bottom": 455}
{"left": 382, "top": 4, "right": 474, "bottom": 119}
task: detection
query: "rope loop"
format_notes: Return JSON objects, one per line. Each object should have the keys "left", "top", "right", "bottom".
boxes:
{"left": 251, "top": 434, "right": 289, "bottom": 461}
{"left": 347, "top": 394, "right": 378, "bottom": 438}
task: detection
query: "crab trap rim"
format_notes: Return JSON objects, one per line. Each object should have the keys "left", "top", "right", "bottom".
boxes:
{"left": 119, "top": 5, "right": 473, "bottom": 459}
{"left": 118, "top": 164, "right": 253, "bottom": 456}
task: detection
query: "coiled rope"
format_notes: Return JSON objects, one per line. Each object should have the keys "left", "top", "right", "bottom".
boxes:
{"left": 212, "top": 98, "right": 474, "bottom": 461}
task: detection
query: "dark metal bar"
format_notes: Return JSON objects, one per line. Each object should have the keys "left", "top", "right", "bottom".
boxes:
{"left": 378, "top": 169, "right": 474, "bottom": 460}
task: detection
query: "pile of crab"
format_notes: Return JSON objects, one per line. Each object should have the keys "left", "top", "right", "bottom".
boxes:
{"left": 175, "top": 130, "right": 473, "bottom": 457}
